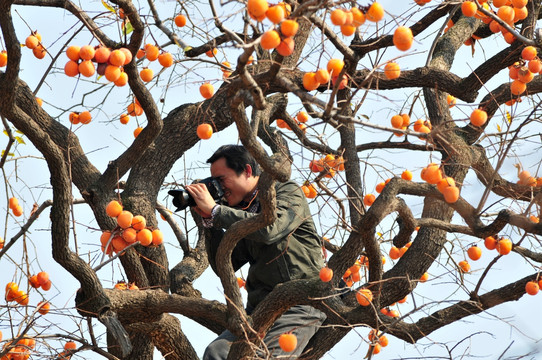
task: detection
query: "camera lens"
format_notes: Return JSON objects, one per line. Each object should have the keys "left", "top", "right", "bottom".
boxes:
{"left": 168, "top": 177, "right": 224, "bottom": 211}
{"left": 167, "top": 190, "right": 194, "bottom": 210}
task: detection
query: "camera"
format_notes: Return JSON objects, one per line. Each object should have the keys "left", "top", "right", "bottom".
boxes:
{"left": 168, "top": 177, "right": 224, "bottom": 211}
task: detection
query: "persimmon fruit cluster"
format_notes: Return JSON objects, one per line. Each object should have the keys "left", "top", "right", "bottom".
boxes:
{"left": 341, "top": 257, "right": 372, "bottom": 286}
{"left": 308, "top": 153, "right": 345, "bottom": 178}
{"left": 389, "top": 242, "right": 412, "bottom": 260}
{"left": 68, "top": 111, "right": 92, "bottom": 125}
{"left": 328, "top": 7, "right": 366, "bottom": 36}
{"left": 127, "top": 97, "right": 144, "bottom": 117}
{"left": 276, "top": 111, "right": 310, "bottom": 133}
{"left": 515, "top": 168, "right": 542, "bottom": 187}
{"left": 413, "top": 118, "right": 432, "bottom": 135}
{"left": 5, "top": 282, "right": 29, "bottom": 305}
{"left": 367, "top": 329, "right": 389, "bottom": 356}
{"left": 1, "top": 336, "right": 37, "bottom": 359}
{"left": 102, "top": 200, "right": 164, "bottom": 254}
{"left": 484, "top": 235, "right": 513, "bottom": 255}
{"left": 303, "top": 59, "right": 345, "bottom": 91}
{"left": 64, "top": 45, "right": 131, "bottom": 86}
{"left": 246, "top": 0, "right": 291, "bottom": 23}
{"left": 24, "top": 31, "right": 47, "bottom": 59}
{"left": 29, "top": 271, "right": 53, "bottom": 291}
{"left": 380, "top": 307, "right": 400, "bottom": 318}
{"left": 8, "top": 197, "right": 23, "bottom": 217}
{"left": 420, "top": 163, "right": 460, "bottom": 203}
{"left": 301, "top": 182, "right": 318, "bottom": 199}
{"left": 390, "top": 113, "right": 410, "bottom": 134}
{"left": 114, "top": 281, "right": 139, "bottom": 290}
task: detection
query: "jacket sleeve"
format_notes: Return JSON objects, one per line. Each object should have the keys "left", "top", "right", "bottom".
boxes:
{"left": 205, "top": 227, "right": 252, "bottom": 274}
{"left": 213, "top": 181, "right": 308, "bottom": 245}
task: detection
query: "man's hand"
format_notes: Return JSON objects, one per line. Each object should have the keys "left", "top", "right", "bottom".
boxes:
{"left": 185, "top": 183, "right": 216, "bottom": 218}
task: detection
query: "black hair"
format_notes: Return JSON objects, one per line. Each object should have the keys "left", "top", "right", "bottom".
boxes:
{"left": 206, "top": 145, "right": 261, "bottom": 176}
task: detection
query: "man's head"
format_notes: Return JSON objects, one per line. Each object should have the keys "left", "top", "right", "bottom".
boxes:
{"left": 207, "top": 145, "right": 260, "bottom": 206}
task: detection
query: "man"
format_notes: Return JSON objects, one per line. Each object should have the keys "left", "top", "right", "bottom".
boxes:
{"left": 185, "top": 145, "right": 326, "bottom": 359}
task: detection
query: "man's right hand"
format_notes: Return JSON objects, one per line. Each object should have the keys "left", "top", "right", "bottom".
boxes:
{"left": 185, "top": 183, "right": 216, "bottom": 218}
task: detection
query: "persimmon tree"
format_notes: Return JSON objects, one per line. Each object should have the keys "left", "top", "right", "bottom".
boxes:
{"left": 1, "top": 0, "right": 542, "bottom": 359}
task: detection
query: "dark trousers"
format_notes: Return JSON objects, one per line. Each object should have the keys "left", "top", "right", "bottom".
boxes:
{"left": 203, "top": 305, "right": 326, "bottom": 359}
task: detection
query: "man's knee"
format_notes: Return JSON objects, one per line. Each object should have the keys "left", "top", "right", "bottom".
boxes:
{"left": 264, "top": 305, "right": 327, "bottom": 356}
{"left": 203, "top": 307, "right": 326, "bottom": 359}
{"left": 203, "top": 331, "right": 235, "bottom": 360}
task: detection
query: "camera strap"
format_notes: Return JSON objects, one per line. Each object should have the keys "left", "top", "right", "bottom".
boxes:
{"left": 238, "top": 189, "right": 259, "bottom": 212}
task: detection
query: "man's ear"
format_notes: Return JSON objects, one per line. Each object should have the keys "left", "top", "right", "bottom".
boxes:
{"left": 245, "top": 164, "right": 252, "bottom": 177}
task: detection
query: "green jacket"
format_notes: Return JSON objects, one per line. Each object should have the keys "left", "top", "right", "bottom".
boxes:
{"left": 206, "top": 180, "right": 324, "bottom": 309}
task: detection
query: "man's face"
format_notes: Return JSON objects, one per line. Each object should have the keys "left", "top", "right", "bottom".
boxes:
{"left": 210, "top": 157, "right": 252, "bottom": 206}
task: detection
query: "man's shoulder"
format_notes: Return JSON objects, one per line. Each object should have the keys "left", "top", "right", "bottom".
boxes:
{"left": 275, "top": 179, "right": 301, "bottom": 191}
{"left": 276, "top": 179, "right": 300, "bottom": 186}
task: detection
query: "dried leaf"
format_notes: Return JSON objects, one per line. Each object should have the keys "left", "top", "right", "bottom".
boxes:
{"left": 30, "top": 203, "right": 39, "bottom": 217}
{"left": 122, "top": 21, "right": 133, "bottom": 35}
{"left": 101, "top": 0, "right": 115, "bottom": 13}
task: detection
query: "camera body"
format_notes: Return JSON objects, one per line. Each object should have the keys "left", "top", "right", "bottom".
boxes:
{"left": 168, "top": 177, "right": 224, "bottom": 211}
